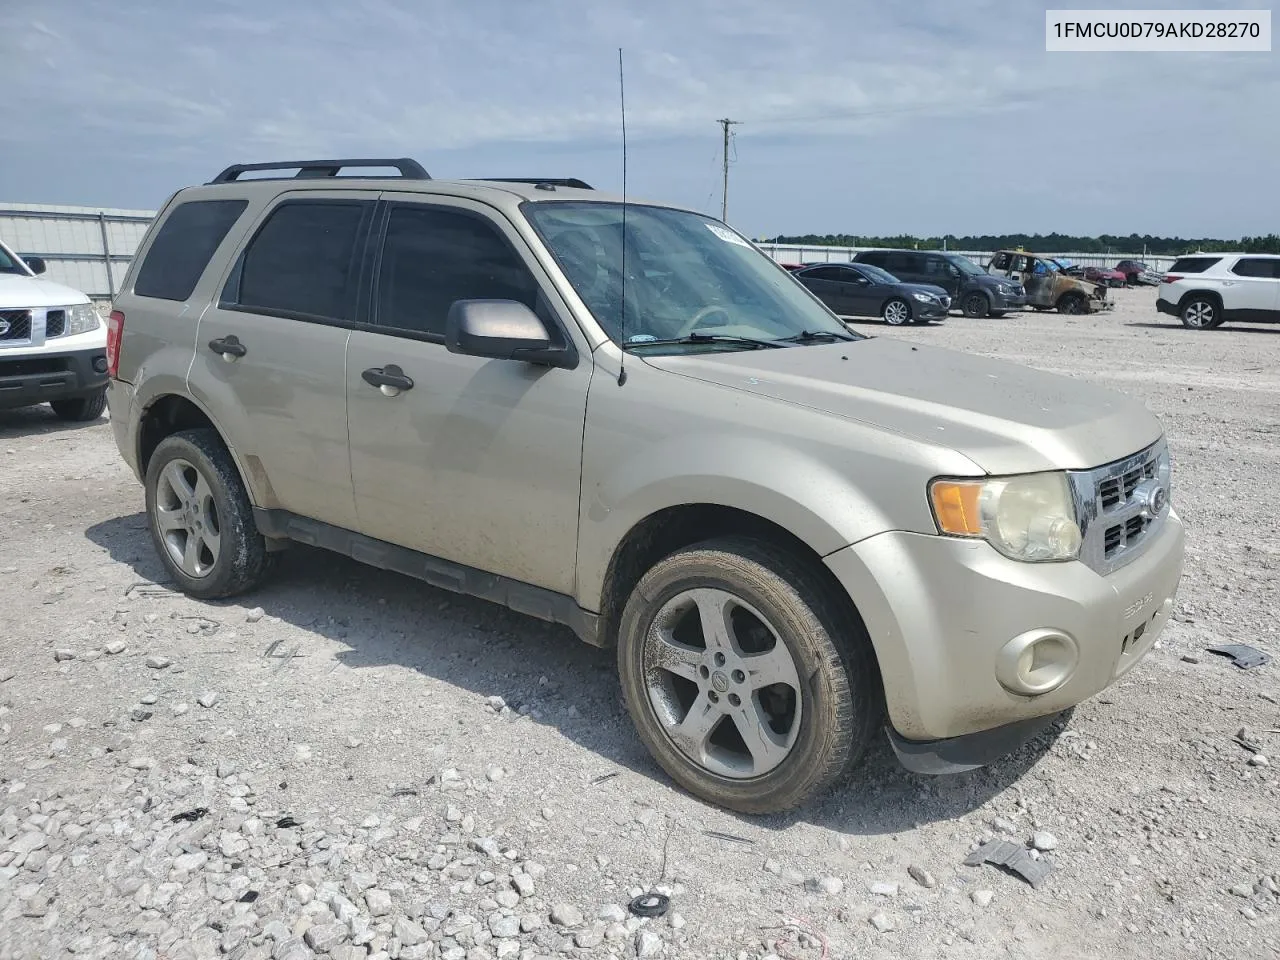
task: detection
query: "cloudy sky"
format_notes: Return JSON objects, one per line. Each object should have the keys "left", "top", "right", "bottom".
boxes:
{"left": 1, "top": 0, "right": 1276, "bottom": 238}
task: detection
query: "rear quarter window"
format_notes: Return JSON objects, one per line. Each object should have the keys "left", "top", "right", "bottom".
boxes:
{"left": 133, "top": 199, "right": 248, "bottom": 301}
{"left": 1168, "top": 256, "right": 1222, "bottom": 274}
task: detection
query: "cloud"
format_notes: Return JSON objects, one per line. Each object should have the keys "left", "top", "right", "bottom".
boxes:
{"left": 1, "top": 0, "right": 1278, "bottom": 235}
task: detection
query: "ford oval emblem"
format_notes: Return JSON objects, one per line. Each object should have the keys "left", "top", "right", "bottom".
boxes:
{"left": 0, "top": 319, "right": 9, "bottom": 336}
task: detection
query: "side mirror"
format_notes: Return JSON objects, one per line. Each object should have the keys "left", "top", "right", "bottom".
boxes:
{"left": 24, "top": 256, "right": 47, "bottom": 275}
{"left": 446, "top": 299, "right": 576, "bottom": 369}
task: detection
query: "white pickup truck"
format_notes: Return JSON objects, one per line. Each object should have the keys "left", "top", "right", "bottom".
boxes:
{"left": 0, "top": 237, "right": 108, "bottom": 420}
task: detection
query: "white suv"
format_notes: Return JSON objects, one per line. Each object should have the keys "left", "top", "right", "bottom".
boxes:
{"left": 1156, "top": 253, "right": 1280, "bottom": 330}
{"left": 0, "top": 237, "right": 109, "bottom": 420}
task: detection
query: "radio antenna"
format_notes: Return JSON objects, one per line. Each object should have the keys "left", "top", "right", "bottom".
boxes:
{"left": 616, "top": 47, "right": 629, "bottom": 387}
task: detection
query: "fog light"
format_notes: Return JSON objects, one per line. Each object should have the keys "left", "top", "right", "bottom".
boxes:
{"left": 995, "top": 629, "right": 1078, "bottom": 696}
{"left": 92, "top": 356, "right": 108, "bottom": 373}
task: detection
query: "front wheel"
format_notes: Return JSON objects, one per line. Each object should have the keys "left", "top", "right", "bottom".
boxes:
{"left": 616, "top": 538, "right": 880, "bottom": 814}
{"left": 1180, "top": 296, "right": 1219, "bottom": 330}
{"left": 882, "top": 298, "right": 912, "bottom": 326}
{"left": 144, "top": 428, "right": 274, "bottom": 600}
{"left": 961, "top": 292, "right": 990, "bottom": 318}
{"left": 50, "top": 389, "right": 107, "bottom": 422}
{"left": 1058, "top": 294, "right": 1087, "bottom": 314}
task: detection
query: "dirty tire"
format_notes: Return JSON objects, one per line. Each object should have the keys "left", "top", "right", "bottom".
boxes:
{"left": 1058, "top": 293, "right": 1087, "bottom": 315}
{"left": 1180, "top": 296, "right": 1219, "bottom": 330}
{"left": 616, "top": 537, "right": 880, "bottom": 815}
{"left": 961, "top": 292, "right": 990, "bottom": 318}
{"left": 50, "top": 389, "right": 107, "bottom": 422}
{"left": 143, "top": 428, "right": 273, "bottom": 600}
{"left": 882, "top": 298, "right": 912, "bottom": 326}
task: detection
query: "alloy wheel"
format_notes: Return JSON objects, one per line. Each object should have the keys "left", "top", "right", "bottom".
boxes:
{"left": 153, "top": 458, "right": 221, "bottom": 578}
{"left": 642, "top": 587, "right": 803, "bottom": 779}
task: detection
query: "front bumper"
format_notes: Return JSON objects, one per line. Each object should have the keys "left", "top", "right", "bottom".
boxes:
{"left": 991, "top": 291, "right": 1027, "bottom": 312}
{"left": 825, "top": 509, "right": 1185, "bottom": 746}
{"left": 0, "top": 345, "right": 109, "bottom": 410}
{"left": 913, "top": 300, "right": 950, "bottom": 320}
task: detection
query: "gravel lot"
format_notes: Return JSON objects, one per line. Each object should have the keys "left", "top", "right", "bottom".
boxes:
{"left": 1, "top": 286, "right": 1277, "bottom": 960}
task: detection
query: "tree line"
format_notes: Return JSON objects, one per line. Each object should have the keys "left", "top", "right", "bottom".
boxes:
{"left": 760, "top": 233, "right": 1280, "bottom": 255}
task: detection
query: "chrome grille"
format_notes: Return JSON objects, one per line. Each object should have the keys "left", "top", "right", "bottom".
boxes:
{"left": 1070, "top": 440, "right": 1171, "bottom": 576}
{"left": 45, "top": 309, "right": 66, "bottom": 338}
{"left": 0, "top": 310, "right": 31, "bottom": 341}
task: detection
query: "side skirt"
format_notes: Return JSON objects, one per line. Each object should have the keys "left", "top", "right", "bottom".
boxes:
{"left": 253, "top": 508, "right": 603, "bottom": 647}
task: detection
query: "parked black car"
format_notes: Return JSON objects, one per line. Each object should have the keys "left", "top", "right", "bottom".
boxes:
{"left": 853, "top": 249, "right": 1026, "bottom": 317}
{"left": 791, "top": 262, "right": 951, "bottom": 325}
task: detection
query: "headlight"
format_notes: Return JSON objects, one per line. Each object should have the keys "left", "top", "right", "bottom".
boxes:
{"left": 911, "top": 292, "right": 934, "bottom": 303}
{"left": 65, "top": 303, "right": 101, "bottom": 336}
{"left": 930, "top": 472, "right": 1082, "bottom": 562}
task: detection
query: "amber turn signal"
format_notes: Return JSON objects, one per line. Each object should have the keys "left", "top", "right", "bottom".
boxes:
{"left": 930, "top": 480, "right": 983, "bottom": 536}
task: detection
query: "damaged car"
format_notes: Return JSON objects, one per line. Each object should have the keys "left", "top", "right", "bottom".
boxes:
{"left": 986, "top": 250, "right": 1115, "bottom": 314}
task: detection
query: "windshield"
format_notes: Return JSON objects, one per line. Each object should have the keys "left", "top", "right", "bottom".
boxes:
{"left": 0, "top": 242, "right": 29, "bottom": 276}
{"left": 949, "top": 255, "right": 984, "bottom": 277}
{"left": 523, "top": 201, "right": 861, "bottom": 351}
{"left": 857, "top": 264, "right": 900, "bottom": 285}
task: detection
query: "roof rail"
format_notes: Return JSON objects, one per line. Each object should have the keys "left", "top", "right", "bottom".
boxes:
{"left": 208, "top": 158, "right": 430, "bottom": 184}
{"left": 473, "top": 178, "right": 594, "bottom": 190}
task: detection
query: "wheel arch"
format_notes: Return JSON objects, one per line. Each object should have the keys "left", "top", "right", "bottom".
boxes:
{"left": 136, "top": 392, "right": 274, "bottom": 508}
{"left": 1176, "top": 288, "right": 1223, "bottom": 312}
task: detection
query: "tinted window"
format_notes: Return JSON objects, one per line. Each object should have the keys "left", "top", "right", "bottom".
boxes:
{"left": 801, "top": 266, "right": 847, "bottom": 281}
{"left": 1230, "top": 258, "right": 1280, "bottom": 278}
{"left": 885, "top": 252, "right": 916, "bottom": 273}
{"left": 233, "top": 201, "right": 370, "bottom": 321}
{"left": 375, "top": 205, "right": 539, "bottom": 337}
{"left": 858, "top": 251, "right": 888, "bottom": 267}
{"left": 1168, "top": 256, "right": 1222, "bottom": 274}
{"left": 134, "top": 199, "right": 247, "bottom": 301}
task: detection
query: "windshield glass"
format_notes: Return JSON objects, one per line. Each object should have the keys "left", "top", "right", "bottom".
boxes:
{"left": 0, "top": 243, "right": 28, "bottom": 276}
{"left": 523, "top": 201, "right": 862, "bottom": 351}
{"left": 949, "top": 255, "right": 984, "bottom": 277}
{"left": 857, "top": 264, "right": 900, "bottom": 285}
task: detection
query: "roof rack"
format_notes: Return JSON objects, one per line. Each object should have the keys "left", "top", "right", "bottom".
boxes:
{"left": 473, "top": 178, "right": 594, "bottom": 190}
{"left": 208, "top": 158, "right": 430, "bottom": 184}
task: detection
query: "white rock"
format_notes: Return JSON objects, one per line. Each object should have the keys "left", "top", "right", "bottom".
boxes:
{"left": 1031, "top": 831, "right": 1059, "bottom": 852}
{"left": 636, "top": 930, "right": 664, "bottom": 957}
{"left": 971, "top": 889, "right": 995, "bottom": 907}
{"left": 365, "top": 888, "right": 393, "bottom": 916}
{"left": 105, "top": 640, "right": 127, "bottom": 655}
{"left": 550, "top": 903, "right": 584, "bottom": 927}
{"left": 128, "top": 756, "right": 156, "bottom": 770}
{"left": 197, "top": 692, "right": 219, "bottom": 708}
{"left": 669, "top": 913, "right": 686, "bottom": 930}
{"left": 53, "top": 649, "right": 77, "bottom": 662}
{"left": 1248, "top": 754, "right": 1269, "bottom": 767}
{"left": 599, "top": 904, "right": 627, "bottom": 922}
{"left": 806, "top": 876, "right": 843, "bottom": 895}
{"left": 868, "top": 911, "right": 894, "bottom": 933}
{"left": 145, "top": 656, "right": 172, "bottom": 670}
{"left": 245, "top": 607, "right": 265, "bottom": 623}
{"left": 485, "top": 766, "right": 505, "bottom": 782}
{"left": 869, "top": 881, "right": 899, "bottom": 897}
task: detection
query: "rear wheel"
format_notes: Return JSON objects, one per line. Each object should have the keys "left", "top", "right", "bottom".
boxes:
{"left": 961, "top": 292, "right": 990, "bottom": 318}
{"left": 882, "top": 298, "right": 912, "bottom": 326}
{"left": 1180, "top": 296, "right": 1219, "bottom": 330}
{"left": 616, "top": 537, "right": 880, "bottom": 814}
{"left": 144, "top": 428, "right": 273, "bottom": 599}
{"left": 50, "top": 389, "right": 106, "bottom": 422}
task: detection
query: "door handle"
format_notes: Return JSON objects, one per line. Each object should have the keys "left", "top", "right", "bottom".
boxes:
{"left": 362, "top": 364, "right": 414, "bottom": 397}
{"left": 208, "top": 335, "right": 247, "bottom": 361}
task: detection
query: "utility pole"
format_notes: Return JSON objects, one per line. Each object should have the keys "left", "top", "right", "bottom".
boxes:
{"left": 718, "top": 118, "right": 741, "bottom": 222}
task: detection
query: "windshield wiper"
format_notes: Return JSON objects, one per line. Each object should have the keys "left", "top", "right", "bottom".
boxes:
{"left": 776, "top": 329, "right": 856, "bottom": 344}
{"left": 625, "top": 332, "right": 785, "bottom": 350}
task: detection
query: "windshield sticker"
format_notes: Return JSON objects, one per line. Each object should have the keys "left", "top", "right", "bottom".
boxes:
{"left": 705, "top": 223, "right": 752, "bottom": 248}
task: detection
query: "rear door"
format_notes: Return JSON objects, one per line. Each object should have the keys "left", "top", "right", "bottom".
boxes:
{"left": 190, "top": 193, "right": 375, "bottom": 529}
{"left": 885, "top": 251, "right": 925, "bottom": 286}
{"left": 1227, "top": 257, "right": 1280, "bottom": 319}
{"left": 344, "top": 194, "right": 592, "bottom": 593}
{"left": 794, "top": 265, "right": 851, "bottom": 314}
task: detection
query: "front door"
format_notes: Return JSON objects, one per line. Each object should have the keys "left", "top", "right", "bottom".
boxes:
{"left": 837, "top": 265, "right": 878, "bottom": 316}
{"left": 345, "top": 195, "right": 592, "bottom": 594}
{"left": 190, "top": 192, "right": 375, "bottom": 529}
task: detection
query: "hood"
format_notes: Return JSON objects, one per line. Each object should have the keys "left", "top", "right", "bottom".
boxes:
{"left": 643, "top": 337, "right": 1162, "bottom": 474}
{"left": 0, "top": 273, "right": 92, "bottom": 309}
